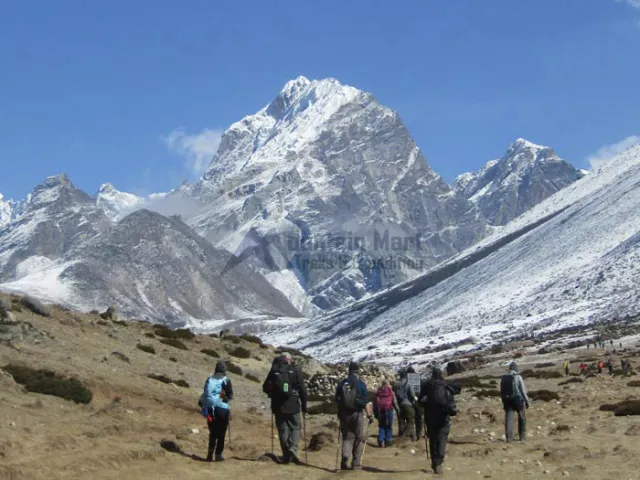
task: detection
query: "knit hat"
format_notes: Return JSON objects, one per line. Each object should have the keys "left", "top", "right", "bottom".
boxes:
{"left": 509, "top": 361, "right": 518, "bottom": 372}
{"left": 431, "top": 367, "right": 443, "bottom": 380}
{"left": 348, "top": 361, "right": 360, "bottom": 373}
{"left": 215, "top": 361, "right": 227, "bottom": 374}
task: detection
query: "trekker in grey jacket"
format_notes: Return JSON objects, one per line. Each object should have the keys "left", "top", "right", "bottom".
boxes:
{"left": 502, "top": 361, "right": 531, "bottom": 442}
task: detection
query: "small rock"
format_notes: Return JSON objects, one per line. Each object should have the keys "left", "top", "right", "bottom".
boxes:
{"left": 410, "top": 449, "right": 416, "bottom": 454}
{"left": 190, "top": 428, "right": 199, "bottom": 434}
{"left": 562, "top": 472, "right": 570, "bottom": 477}
{"left": 20, "top": 296, "right": 51, "bottom": 317}
{"left": 520, "top": 460, "right": 525, "bottom": 464}
{"left": 9, "top": 421, "right": 16, "bottom": 427}
{"left": 126, "top": 409, "right": 134, "bottom": 414}
{"left": 543, "top": 470, "right": 550, "bottom": 475}
{"left": 535, "top": 461, "right": 542, "bottom": 467}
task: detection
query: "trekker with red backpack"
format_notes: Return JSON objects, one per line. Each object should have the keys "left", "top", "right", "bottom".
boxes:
{"left": 373, "top": 379, "right": 400, "bottom": 447}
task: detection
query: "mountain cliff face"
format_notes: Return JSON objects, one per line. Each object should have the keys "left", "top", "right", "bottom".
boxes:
{"left": 269, "top": 144, "right": 640, "bottom": 365}
{"left": 453, "top": 138, "right": 585, "bottom": 225}
{"left": 0, "top": 175, "right": 111, "bottom": 282}
{"left": 56, "top": 209, "right": 301, "bottom": 322}
{"left": 0, "top": 194, "right": 13, "bottom": 227}
{"left": 181, "top": 76, "right": 489, "bottom": 314}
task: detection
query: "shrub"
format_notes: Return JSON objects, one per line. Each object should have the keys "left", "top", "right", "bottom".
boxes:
{"left": 535, "top": 362, "right": 555, "bottom": 368}
{"left": 90, "top": 309, "right": 100, "bottom": 315}
{"left": 277, "top": 346, "right": 310, "bottom": 359}
{"left": 227, "top": 362, "right": 243, "bottom": 376}
{"left": 259, "top": 343, "right": 269, "bottom": 350}
{"left": 529, "top": 390, "right": 560, "bottom": 402}
{"left": 240, "top": 333, "right": 263, "bottom": 345}
{"left": 96, "top": 320, "right": 108, "bottom": 326}
{"left": 229, "top": 346, "right": 251, "bottom": 359}
{"left": 208, "top": 333, "right": 218, "bottom": 338}
{"left": 169, "top": 357, "right": 178, "bottom": 363}
{"left": 3, "top": 364, "right": 92, "bottom": 404}
{"left": 558, "top": 377, "right": 583, "bottom": 386}
{"left": 552, "top": 424, "right": 571, "bottom": 434}
{"left": 521, "top": 370, "right": 562, "bottom": 379}
{"left": 136, "top": 344, "right": 156, "bottom": 354}
{"left": 600, "top": 400, "right": 640, "bottom": 416}
{"left": 245, "top": 373, "right": 261, "bottom": 383}
{"left": 490, "top": 344, "right": 504, "bottom": 354}
{"left": 453, "top": 376, "right": 486, "bottom": 388}
{"left": 144, "top": 332, "right": 156, "bottom": 339}
{"left": 113, "top": 320, "right": 128, "bottom": 327}
{"left": 224, "top": 335, "right": 242, "bottom": 344}
{"left": 159, "top": 338, "right": 189, "bottom": 351}
{"left": 307, "top": 402, "right": 338, "bottom": 415}
{"left": 147, "top": 374, "right": 190, "bottom": 388}
{"left": 475, "top": 389, "right": 501, "bottom": 399}
{"left": 201, "top": 348, "right": 220, "bottom": 358}
{"left": 627, "top": 381, "right": 640, "bottom": 387}
{"left": 153, "top": 325, "right": 195, "bottom": 340}
{"left": 513, "top": 352, "right": 523, "bottom": 359}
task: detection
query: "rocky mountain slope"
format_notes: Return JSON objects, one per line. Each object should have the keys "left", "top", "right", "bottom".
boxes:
{"left": 454, "top": 138, "right": 586, "bottom": 226}
{"left": 267, "top": 144, "right": 640, "bottom": 365}
{"left": 177, "top": 76, "right": 490, "bottom": 314}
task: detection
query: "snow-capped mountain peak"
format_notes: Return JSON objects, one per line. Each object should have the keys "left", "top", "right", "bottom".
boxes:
{"left": 95, "top": 183, "right": 144, "bottom": 219}
{"left": 454, "top": 139, "right": 584, "bottom": 225}
{"left": 0, "top": 193, "right": 13, "bottom": 227}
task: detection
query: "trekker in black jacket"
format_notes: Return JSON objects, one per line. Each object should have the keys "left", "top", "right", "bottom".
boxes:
{"left": 419, "top": 368, "right": 460, "bottom": 475}
{"left": 262, "top": 353, "right": 308, "bottom": 464}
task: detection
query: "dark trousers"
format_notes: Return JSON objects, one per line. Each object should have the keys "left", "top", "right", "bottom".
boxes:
{"left": 414, "top": 404, "right": 423, "bottom": 438}
{"left": 503, "top": 399, "right": 526, "bottom": 441}
{"left": 207, "top": 407, "right": 230, "bottom": 459}
{"left": 425, "top": 414, "right": 450, "bottom": 469}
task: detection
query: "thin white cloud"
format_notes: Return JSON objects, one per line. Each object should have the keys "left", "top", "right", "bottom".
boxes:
{"left": 587, "top": 135, "right": 640, "bottom": 170}
{"left": 163, "top": 127, "right": 223, "bottom": 177}
{"left": 617, "top": 0, "right": 640, "bottom": 8}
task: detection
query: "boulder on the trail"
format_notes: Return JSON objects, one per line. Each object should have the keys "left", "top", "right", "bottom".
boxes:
{"left": 447, "top": 361, "right": 466, "bottom": 376}
{"left": 100, "top": 305, "right": 120, "bottom": 321}
{"left": 20, "top": 296, "right": 51, "bottom": 317}
{"left": 0, "top": 300, "right": 15, "bottom": 323}
{"left": 308, "top": 432, "right": 334, "bottom": 451}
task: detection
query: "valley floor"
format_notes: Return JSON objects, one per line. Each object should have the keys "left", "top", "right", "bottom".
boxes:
{"left": 1, "top": 294, "right": 640, "bottom": 479}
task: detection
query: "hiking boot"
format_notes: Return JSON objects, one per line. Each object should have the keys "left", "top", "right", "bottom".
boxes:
{"left": 378, "top": 441, "right": 384, "bottom": 448}
{"left": 340, "top": 458, "right": 349, "bottom": 470}
{"left": 352, "top": 464, "right": 362, "bottom": 470}
{"left": 433, "top": 465, "right": 443, "bottom": 474}
{"left": 280, "top": 456, "right": 290, "bottom": 464}
{"left": 206, "top": 450, "right": 214, "bottom": 462}
{"left": 214, "top": 455, "right": 224, "bottom": 462}
{"left": 385, "top": 440, "right": 393, "bottom": 447}
{"left": 290, "top": 453, "right": 302, "bottom": 465}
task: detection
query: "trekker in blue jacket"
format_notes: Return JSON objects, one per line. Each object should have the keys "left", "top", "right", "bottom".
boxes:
{"left": 201, "top": 361, "right": 233, "bottom": 462}
{"left": 335, "top": 361, "right": 369, "bottom": 470}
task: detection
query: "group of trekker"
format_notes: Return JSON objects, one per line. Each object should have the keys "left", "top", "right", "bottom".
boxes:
{"left": 197, "top": 353, "right": 534, "bottom": 475}
{"left": 568, "top": 357, "right": 634, "bottom": 376}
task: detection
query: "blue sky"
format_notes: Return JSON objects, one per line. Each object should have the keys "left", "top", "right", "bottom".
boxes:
{"left": 1, "top": 0, "right": 639, "bottom": 200}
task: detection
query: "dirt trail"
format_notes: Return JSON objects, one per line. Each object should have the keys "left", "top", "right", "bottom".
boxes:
{"left": 1, "top": 293, "right": 640, "bottom": 479}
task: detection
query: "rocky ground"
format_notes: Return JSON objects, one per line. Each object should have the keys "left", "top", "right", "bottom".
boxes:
{"left": 1, "top": 292, "right": 640, "bottom": 479}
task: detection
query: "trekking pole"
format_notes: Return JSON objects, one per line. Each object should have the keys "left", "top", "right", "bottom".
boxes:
{"left": 303, "top": 413, "right": 308, "bottom": 464}
{"left": 425, "top": 434, "right": 430, "bottom": 460}
{"left": 335, "top": 425, "right": 341, "bottom": 472}
{"left": 361, "top": 418, "right": 370, "bottom": 463}
{"left": 228, "top": 411, "right": 232, "bottom": 444}
{"left": 271, "top": 414, "right": 274, "bottom": 456}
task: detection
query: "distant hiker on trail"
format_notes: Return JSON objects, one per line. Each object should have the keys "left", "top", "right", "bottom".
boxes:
{"left": 587, "top": 342, "right": 590, "bottom": 350}
{"left": 607, "top": 358, "right": 614, "bottom": 375}
{"left": 419, "top": 367, "right": 459, "bottom": 475}
{"left": 406, "top": 366, "right": 423, "bottom": 440}
{"left": 500, "top": 362, "right": 530, "bottom": 443}
{"left": 598, "top": 360, "right": 604, "bottom": 374}
{"left": 373, "top": 379, "right": 400, "bottom": 447}
{"left": 564, "top": 360, "right": 570, "bottom": 377}
{"left": 610, "top": 340, "right": 614, "bottom": 347}
{"left": 262, "top": 353, "right": 308, "bottom": 465}
{"left": 395, "top": 368, "right": 417, "bottom": 441}
{"left": 335, "top": 361, "right": 369, "bottom": 470}
{"left": 579, "top": 362, "right": 588, "bottom": 375}
{"left": 200, "top": 361, "right": 233, "bottom": 462}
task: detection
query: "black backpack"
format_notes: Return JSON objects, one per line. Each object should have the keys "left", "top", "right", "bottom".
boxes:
{"left": 428, "top": 380, "right": 457, "bottom": 416}
{"left": 500, "top": 374, "right": 519, "bottom": 401}
{"left": 273, "top": 365, "right": 295, "bottom": 400}
{"left": 340, "top": 378, "right": 365, "bottom": 412}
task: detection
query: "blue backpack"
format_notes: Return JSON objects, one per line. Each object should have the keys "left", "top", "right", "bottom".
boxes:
{"left": 200, "top": 376, "right": 229, "bottom": 418}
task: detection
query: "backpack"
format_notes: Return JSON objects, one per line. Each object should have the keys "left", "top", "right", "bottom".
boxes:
{"left": 340, "top": 378, "right": 365, "bottom": 412}
{"left": 395, "top": 379, "right": 410, "bottom": 403}
{"left": 375, "top": 386, "right": 394, "bottom": 413}
{"left": 500, "top": 374, "right": 521, "bottom": 403}
{"left": 427, "top": 379, "right": 457, "bottom": 416}
{"left": 407, "top": 373, "right": 421, "bottom": 396}
{"left": 272, "top": 365, "right": 295, "bottom": 400}
{"left": 201, "top": 376, "right": 228, "bottom": 417}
